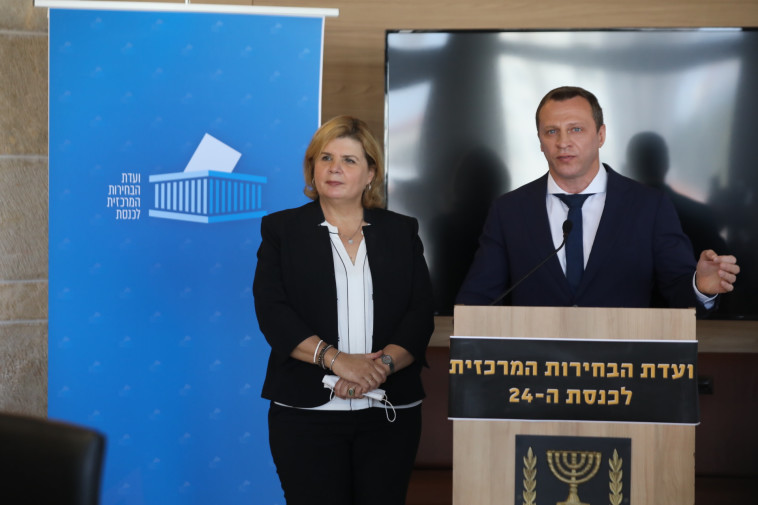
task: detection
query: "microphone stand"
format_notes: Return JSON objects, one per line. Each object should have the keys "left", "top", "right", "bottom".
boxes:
{"left": 488, "top": 220, "right": 573, "bottom": 306}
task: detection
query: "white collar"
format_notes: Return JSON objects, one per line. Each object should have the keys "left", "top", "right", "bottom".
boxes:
{"left": 547, "top": 163, "right": 608, "bottom": 195}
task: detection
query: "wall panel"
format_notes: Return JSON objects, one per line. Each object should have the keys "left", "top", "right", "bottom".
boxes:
{"left": 258, "top": 0, "right": 758, "bottom": 135}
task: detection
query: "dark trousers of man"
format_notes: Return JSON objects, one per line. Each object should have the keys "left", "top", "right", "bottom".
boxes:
{"left": 268, "top": 402, "right": 422, "bottom": 505}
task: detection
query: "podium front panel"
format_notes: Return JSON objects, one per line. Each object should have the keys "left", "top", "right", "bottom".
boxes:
{"left": 452, "top": 306, "right": 696, "bottom": 505}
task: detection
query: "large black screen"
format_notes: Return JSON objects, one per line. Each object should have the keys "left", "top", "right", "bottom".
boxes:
{"left": 385, "top": 29, "right": 757, "bottom": 319}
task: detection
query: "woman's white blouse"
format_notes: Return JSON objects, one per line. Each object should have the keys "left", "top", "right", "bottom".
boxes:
{"left": 276, "top": 220, "right": 419, "bottom": 412}
{"left": 310, "top": 221, "right": 376, "bottom": 410}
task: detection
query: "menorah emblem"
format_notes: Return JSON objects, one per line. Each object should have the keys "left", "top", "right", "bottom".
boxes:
{"left": 546, "top": 450, "right": 602, "bottom": 505}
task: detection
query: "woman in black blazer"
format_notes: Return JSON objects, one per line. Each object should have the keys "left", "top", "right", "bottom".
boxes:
{"left": 253, "top": 116, "right": 434, "bottom": 505}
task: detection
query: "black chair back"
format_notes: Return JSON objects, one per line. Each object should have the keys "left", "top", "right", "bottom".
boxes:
{"left": 0, "top": 412, "right": 106, "bottom": 505}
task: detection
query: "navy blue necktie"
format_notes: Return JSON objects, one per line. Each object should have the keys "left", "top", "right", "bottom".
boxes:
{"left": 556, "top": 193, "right": 593, "bottom": 293}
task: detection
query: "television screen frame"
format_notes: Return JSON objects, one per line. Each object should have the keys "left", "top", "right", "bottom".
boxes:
{"left": 385, "top": 28, "right": 758, "bottom": 319}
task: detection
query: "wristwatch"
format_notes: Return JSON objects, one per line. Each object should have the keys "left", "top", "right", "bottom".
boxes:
{"left": 381, "top": 353, "right": 395, "bottom": 374}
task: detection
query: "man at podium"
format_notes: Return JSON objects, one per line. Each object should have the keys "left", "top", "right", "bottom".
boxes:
{"left": 456, "top": 86, "right": 740, "bottom": 311}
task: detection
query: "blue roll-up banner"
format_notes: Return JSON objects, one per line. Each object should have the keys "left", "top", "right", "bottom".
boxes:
{"left": 46, "top": 3, "right": 330, "bottom": 503}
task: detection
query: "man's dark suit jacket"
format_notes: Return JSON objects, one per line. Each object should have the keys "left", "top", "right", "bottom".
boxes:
{"left": 456, "top": 165, "right": 698, "bottom": 308}
{"left": 253, "top": 200, "right": 434, "bottom": 408}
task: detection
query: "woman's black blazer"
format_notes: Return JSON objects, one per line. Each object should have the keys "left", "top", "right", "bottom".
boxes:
{"left": 253, "top": 200, "right": 435, "bottom": 408}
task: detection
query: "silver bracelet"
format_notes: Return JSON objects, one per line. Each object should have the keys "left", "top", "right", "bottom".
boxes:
{"left": 312, "top": 339, "right": 324, "bottom": 364}
{"left": 318, "top": 344, "right": 333, "bottom": 370}
{"left": 329, "top": 350, "right": 342, "bottom": 371}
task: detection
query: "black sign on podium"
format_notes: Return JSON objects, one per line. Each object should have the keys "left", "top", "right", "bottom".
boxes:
{"left": 448, "top": 336, "right": 699, "bottom": 424}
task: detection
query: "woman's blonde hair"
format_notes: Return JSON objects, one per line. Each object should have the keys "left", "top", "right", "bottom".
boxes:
{"left": 303, "top": 115, "right": 385, "bottom": 209}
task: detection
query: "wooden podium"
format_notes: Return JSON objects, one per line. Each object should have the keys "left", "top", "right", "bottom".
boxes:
{"left": 452, "top": 305, "right": 697, "bottom": 505}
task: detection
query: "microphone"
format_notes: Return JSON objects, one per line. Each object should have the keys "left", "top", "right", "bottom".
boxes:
{"left": 488, "top": 220, "right": 573, "bottom": 306}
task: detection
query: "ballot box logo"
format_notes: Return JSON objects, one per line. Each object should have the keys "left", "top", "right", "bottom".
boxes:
{"left": 516, "top": 435, "right": 631, "bottom": 505}
{"left": 149, "top": 133, "right": 267, "bottom": 224}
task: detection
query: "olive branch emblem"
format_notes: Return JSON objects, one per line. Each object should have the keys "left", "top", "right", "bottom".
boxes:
{"left": 520, "top": 445, "right": 625, "bottom": 505}
{"left": 609, "top": 449, "right": 624, "bottom": 505}
{"left": 522, "top": 446, "right": 537, "bottom": 505}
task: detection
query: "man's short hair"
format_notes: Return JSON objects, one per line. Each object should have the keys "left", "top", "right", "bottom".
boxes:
{"left": 535, "top": 86, "right": 604, "bottom": 132}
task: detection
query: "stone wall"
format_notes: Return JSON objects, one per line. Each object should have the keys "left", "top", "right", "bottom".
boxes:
{"left": 0, "top": 0, "right": 49, "bottom": 416}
